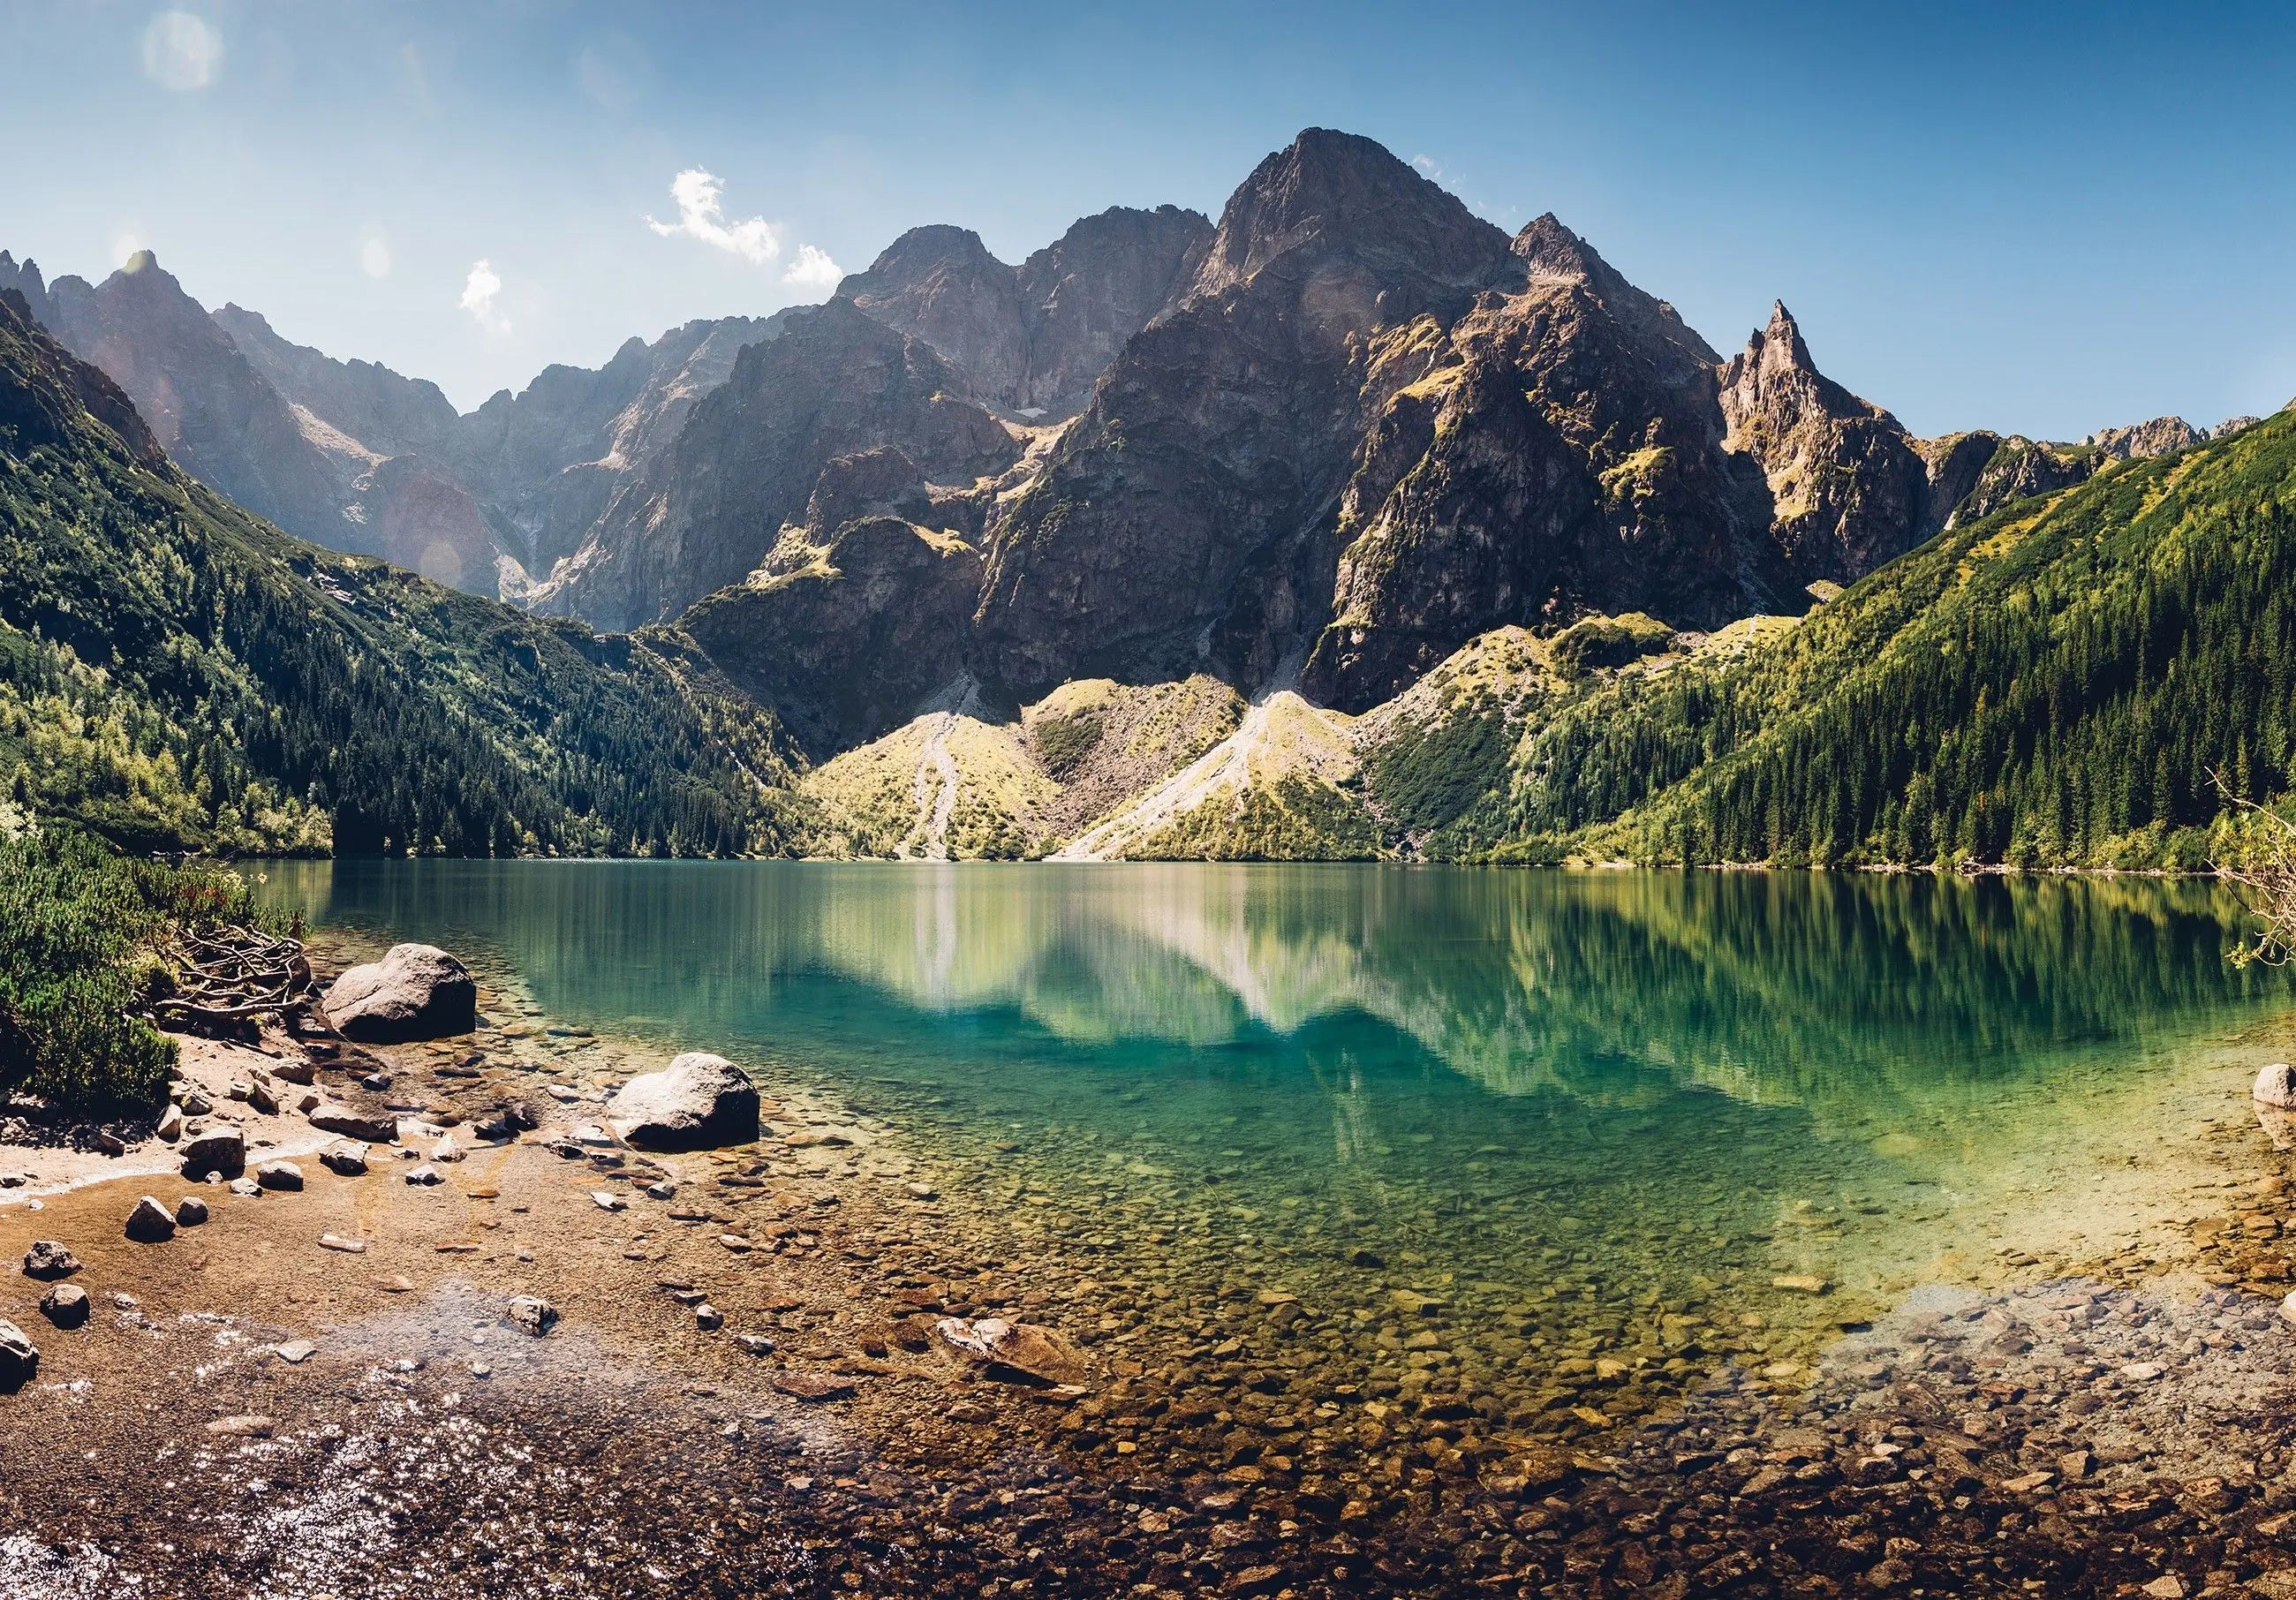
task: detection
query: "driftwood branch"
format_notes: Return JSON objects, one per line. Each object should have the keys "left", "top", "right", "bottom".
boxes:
{"left": 147, "top": 923, "right": 319, "bottom": 1035}
{"left": 2210, "top": 769, "right": 2296, "bottom": 967}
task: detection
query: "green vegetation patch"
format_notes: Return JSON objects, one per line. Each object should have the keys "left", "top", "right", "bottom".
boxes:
{"left": 0, "top": 827, "right": 260, "bottom": 1115}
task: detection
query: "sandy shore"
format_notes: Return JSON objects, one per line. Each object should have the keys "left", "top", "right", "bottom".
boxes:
{"left": 4, "top": 944, "right": 2296, "bottom": 1597}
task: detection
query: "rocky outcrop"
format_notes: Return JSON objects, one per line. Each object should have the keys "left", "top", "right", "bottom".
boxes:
{"left": 1717, "top": 301, "right": 1932, "bottom": 580}
{"left": 539, "top": 299, "right": 1017, "bottom": 631}
{"left": 2087, "top": 415, "right": 2203, "bottom": 459}
{"left": 605, "top": 1052, "right": 760, "bottom": 1149}
{"left": 322, "top": 944, "right": 477, "bottom": 1042}
{"left": 682, "top": 449, "right": 984, "bottom": 754}
{"left": 836, "top": 208, "right": 1211, "bottom": 418}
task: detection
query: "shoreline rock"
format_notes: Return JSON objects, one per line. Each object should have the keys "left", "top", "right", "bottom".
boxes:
{"left": 323, "top": 944, "right": 478, "bottom": 1043}
{"left": 606, "top": 1053, "right": 760, "bottom": 1151}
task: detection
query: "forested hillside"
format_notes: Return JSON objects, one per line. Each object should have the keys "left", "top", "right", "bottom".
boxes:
{"left": 1498, "top": 411, "right": 2296, "bottom": 868}
{"left": 0, "top": 291, "right": 800, "bottom": 857}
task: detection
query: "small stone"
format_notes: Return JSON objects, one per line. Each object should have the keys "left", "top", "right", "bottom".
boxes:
{"left": 175, "top": 1196, "right": 210, "bottom": 1226}
{"left": 2121, "top": 1361, "right": 2166, "bottom": 1382}
{"left": 2141, "top": 1577, "right": 2188, "bottom": 1599}
{"left": 1771, "top": 1274, "right": 1829, "bottom": 1294}
{"left": 228, "top": 1176, "right": 262, "bottom": 1198}
{"left": 506, "top": 1296, "right": 557, "bottom": 1337}
{"left": 735, "top": 1333, "right": 776, "bottom": 1356}
{"left": 255, "top": 1160, "right": 305, "bottom": 1192}
{"left": 204, "top": 1415, "right": 275, "bottom": 1437}
{"left": 321, "top": 1143, "right": 370, "bottom": 1177}
{"left": 155, "top": 1104, "right": 185, "bottom": 1143}
{"left": 695, "top": 1302, "right": 723, "bottom": 1332}
{"left": 591, "top": 1190, "right": 627, "bottom": 1212}
{"left": 318, "top": 1234, "right": 367, "bottom": 1254}
{"left": 275, "top": 1339, "right": 317, "bottom": 1363}
{"left": 471, "top": 1361, "right": 492, "bottom": 1378}
{"left": 904, "top": 1181, "right": 938, "bottom": 1200}
{"left": 246, "top": 1080, "right": 280, "bottom": 1115}
{"left": 2002, "top": 1469, "right": 2055, "bottom": 1493}
{"left": 404, "top": 1165, "right": 442, "bottom": 1187}
{"left": 39, "top": 1284, "right": 88, "bottom": 1329}
{"left": 432, "top": 1133, "right": 463, "bottom": 1163}
{"left": 21, "top": 1241, "right": 80, "bottom": 1280}
{"left": 125, "top": 1195, "right": 177, "bottom": 1242}
{"left": 772, "top": 1372, "right": 857, "bottom": 1401}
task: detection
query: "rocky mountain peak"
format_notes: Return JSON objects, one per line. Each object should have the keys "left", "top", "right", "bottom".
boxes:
{"left": 1746, "top": 300, "right": 1816, "bottom": 381}
{"left": 2085, "top": 415, "right": 2203, "bottom": 459}
{"left": 1186, "top": 127, "right": 1514, "bottom": 306}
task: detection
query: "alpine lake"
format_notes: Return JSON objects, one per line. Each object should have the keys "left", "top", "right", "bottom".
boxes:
{"left": 253, "top": 861, "right": 2294, "bottom": 1459}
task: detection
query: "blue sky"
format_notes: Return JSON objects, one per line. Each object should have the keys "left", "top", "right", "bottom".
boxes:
{"left": 0, "top": 1, "right": 2288, "bottom": 436}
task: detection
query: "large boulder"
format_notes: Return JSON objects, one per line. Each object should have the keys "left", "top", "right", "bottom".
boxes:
{"left": 0, "top": 1319, "right": 37, "bottom": 1385}
{"left": 21, "top": 1241, "right": 79, "bottom": 1280}
{"left": 322, "top": 945, "right": 477, "bottom": 1042}
{"left": 605, "top": 1053, "right": 760, "bottom": 1151}
{"left": 308, "top": 1105, "right": 397, "bottom": 1144}
{"left": 2257, "top": 1063, "right": 2296, "bottom": 1108}
{"left": 177, "top": 1122, "right": 245, "bottom": 1178}
{"left": 125, "top": 1195, "right": 176, "bottom": 1243}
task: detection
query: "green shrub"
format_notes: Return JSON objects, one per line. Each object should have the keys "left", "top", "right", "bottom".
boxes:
{"left": 0, "top": 826, "right": 259, "bottom": 1115}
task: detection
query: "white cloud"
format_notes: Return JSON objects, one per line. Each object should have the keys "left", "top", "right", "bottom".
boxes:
{"left": 141, "top": 11, "right": 223, "bottom": 92}
{"left": 646, "top": 169, "right": 782, "bottom": 266}
{"left": 359, "top": 232, "right": 392, "bottom": 280}
{"left": 459, "top": 259, "right": 509, "bottom": 333}
{"left": 782, "top": 243, "right": 842, "bottom": 291}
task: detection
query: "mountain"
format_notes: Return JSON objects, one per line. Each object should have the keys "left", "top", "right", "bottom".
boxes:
{"left": 1491, "top": 407, "right": 2296, "bottom": 868}
{"left": 534, "top": 298, "right": 1020, "bottom": 635}
{"left": 0, "top": 288, "right": 797, "bottom": 857}
{"left": 835, "top": 205, "right": 1212, "bottom": 417}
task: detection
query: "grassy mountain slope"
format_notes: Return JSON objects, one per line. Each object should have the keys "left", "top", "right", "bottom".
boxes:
{"left": 0, "top": 291, "right": 799, "bottom": 857}
{"left": 1497, "top": 411, "right": 2296, "bottom": 867}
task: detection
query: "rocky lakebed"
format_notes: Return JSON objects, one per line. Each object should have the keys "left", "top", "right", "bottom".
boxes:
{"left": 5, "top": 940, "right": 2296, "bottom": 1597}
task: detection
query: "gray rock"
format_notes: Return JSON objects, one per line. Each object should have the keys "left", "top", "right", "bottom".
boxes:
{"left": 506, "top": 1296, "right": 557, "bottom": 1337}
{"left": 696, "top": 1302, "right": 723, "bottom": 1332}
{"left": 227, "top": 1176, "right": 262, "bottom": 1197}
{"left": 307, "top": 1105, "right": 397, "bottom": 1143}
{"left": 606, "top": 1053, "right": 760, "bottom": 1151}
{"left": 155, "top": 1103, "right": 185, "bottom": 1143}
{"left": 177, "top": 1123, "right": 246, "bottom": 1178}
{"left": 254, "top": 1159, "right": 305, "bottom": 1192}
{"left": 175, "top": 1195, "right": 209, "bottom": 1226}
{"left": 22, "top": 1240, "right": 79, "bottom": 1280}
{"left": 0, "top": 1319, "right": 37, "bottom": 1385}
{"left": 322, "top": 944, "right": 477, "bottom": 1042}
{"left": 39, "top": 1283, "right": 88, "bottom": 1329}
{"left": 320, "top": 1142, "right": 370, "bottom": 1176}
{"left": 404, "top": 1165, "right": 443, "bottom": 1186}
{"left": 125, "top": 1195, "right": 176, "bottom": 1242}
{"left": 735, "top": 1332, "right": 776, "bottom": 1356}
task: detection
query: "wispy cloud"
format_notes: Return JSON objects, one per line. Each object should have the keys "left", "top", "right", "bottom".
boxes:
{"left": 459, "top": 259, "right": 509, "bottom": 333}
{"left": 141, "top": 11, "right": 223, "bottom": 92}
{"left": 782, "top": 243, "right": 842, "bottom": 291}
{"left": 646, "top": 169, "right": 782, "bottom": 266}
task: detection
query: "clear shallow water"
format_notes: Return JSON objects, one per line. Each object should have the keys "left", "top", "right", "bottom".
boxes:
{"left": 257, "top": 862, "right": 2290, "bottom": 1434}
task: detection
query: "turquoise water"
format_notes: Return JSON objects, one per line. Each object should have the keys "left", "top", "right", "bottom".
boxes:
{"left": 257, "top": 862, "right": 2288, "bottom": 1432}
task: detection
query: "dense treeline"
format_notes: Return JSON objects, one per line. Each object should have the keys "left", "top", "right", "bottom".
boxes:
{"left": 0, "top": 295, "right": 801, "bottom": 857}
{"left": 1499, "top": 412, "right": 2296, "bottom": 868}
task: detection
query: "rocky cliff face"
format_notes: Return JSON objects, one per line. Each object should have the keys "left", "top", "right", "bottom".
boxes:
{"left": 835, "top": 206, "right": 1210, "bottom": 417}
{"left": 680, "top": 447, "right": 986, "bottom": 756}
{"left": 536, "top": 298, "right": 1018, "bottom": 632}
{"left": 212, "top": 303, "right": 463, "bottom": 463}
{"left": 1716, "top": 301, "right": 1934, "bottom": 580}
{"left": 973, "top": 130, "right": 1523, "bottom": 700}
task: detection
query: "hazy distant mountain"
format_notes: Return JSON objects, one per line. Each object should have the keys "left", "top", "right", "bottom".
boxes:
{"left": 835, "top": 205, "right": 1211, "bottom": 418}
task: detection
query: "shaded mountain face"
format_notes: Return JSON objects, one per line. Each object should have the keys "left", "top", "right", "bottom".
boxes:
{"left": 835, "top": 205, "right": 1211, "bottom": 418}
{"left": 973, "top": 130, "right": 1524, "bottom": 699}
{"left": 23, "top": 253, "right": 356, "bottom": 550}
{"left": 533, "top": 298, "right": 1020, "bottom": 633}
